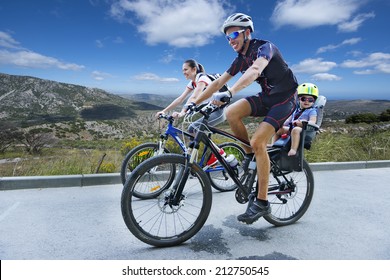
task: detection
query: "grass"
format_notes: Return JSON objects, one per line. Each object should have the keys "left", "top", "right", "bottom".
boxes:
{"left": 305, "top": 124, "right": 390, "bottom": 162}
{"left": 1, "top": 122, "right": 389, "bottom": 177}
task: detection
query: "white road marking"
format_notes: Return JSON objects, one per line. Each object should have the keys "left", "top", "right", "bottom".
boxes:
{"left": 0, "top": 202, "right": 20, "bottom": 222}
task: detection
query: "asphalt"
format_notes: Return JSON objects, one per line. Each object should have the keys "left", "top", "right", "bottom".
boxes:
{"left": 1, "top": 160, "right": 390, "bottom": 190}
{"left": 1, "top": 165, "right": 390, "bottom": 260}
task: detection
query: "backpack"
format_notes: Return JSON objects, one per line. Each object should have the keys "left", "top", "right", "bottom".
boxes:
{"left": 197, "top": 73, "right": 229, "bottom": 92}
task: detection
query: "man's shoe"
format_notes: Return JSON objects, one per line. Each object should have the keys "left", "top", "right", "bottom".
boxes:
{"left": 206, "top": 148, "right": 226, "bottom": 166}
{"left": 237, "top": 199, "right": 271, "bottom": 224}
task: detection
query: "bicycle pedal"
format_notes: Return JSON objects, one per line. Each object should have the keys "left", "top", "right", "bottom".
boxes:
{"left": 235, "top": 189, "right": 249, "bottom": 204}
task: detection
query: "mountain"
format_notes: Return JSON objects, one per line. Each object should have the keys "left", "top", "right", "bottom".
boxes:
{"left": 124, "top": 92, "right": 390, "bottom": 120}
{"left": 324, "top": 99, "right": 390, "bottom": 120}
{"left": 1, "top": 73, "right": 389, "bottom": 125}
{"left": 0, "top": 73, "right": 163, "bottom": 124}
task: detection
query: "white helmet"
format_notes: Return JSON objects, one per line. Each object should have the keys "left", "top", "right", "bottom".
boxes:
{"left": 221, "top": 13, "right": 254, "bottom": 34}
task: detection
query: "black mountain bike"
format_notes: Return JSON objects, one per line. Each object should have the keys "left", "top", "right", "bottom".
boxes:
{"left": 120, "top": 111, "right": 245, "bottom": 196}
{"left": 121, "top": 103, "right": 315, "bottom": 247}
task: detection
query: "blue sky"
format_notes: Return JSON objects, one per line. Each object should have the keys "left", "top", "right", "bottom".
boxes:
{"left": 1, "top": 0, "right": 389, "bottom": 100}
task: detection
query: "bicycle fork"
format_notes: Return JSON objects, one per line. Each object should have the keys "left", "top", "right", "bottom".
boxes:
{"left": 167, "top": 149, "right": 197, "bottom": 206}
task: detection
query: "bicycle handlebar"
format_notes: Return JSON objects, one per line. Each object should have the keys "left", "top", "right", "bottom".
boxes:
{"left": 157, "top": 114, "right": 174, "bottom": 122}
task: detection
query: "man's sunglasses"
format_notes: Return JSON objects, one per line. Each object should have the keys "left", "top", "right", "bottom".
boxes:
{"left": 226, "top": 29, "right": 245, "bottom": 41}
{"left": 299, "top": 96, "right": 315, "bottom": 103}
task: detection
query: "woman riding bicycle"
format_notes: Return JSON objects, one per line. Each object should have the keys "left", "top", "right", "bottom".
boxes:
{"left": 155, "top": 59, "right": 229, "bottom": 164}
{"left": 155, "top": 59, "right": 228, "bottom": 131}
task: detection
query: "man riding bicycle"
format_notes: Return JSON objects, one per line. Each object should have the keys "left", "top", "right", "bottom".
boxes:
{"left": 191, "top": 13, "right": 298, "bottom": 224}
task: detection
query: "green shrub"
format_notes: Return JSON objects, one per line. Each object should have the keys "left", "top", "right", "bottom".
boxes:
{"left": 98, "top": 162, "right": 116, "bottom": 173}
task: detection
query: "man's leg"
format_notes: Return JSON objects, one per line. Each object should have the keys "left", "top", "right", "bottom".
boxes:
{"left": 225, "top": 99, "right": 252, "bottom": 154}
{"left": 250, "top": 122, "right": 275, "bottom": 200}
{"left": 237, "top": 122, "right": 274, "bottom": 224}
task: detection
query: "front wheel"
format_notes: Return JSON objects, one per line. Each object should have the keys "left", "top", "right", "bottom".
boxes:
{"left": 121, "top": 154, "right": 212, "bottom": 247}
{"left": 264, "top": 159, "right": 314, "bottom": 226}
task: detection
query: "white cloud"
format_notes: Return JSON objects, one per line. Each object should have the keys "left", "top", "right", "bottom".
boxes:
{"left": 95, "top": 39, "right": 104, "bottom": 48}
{"left": 91, "top": 71, "right": 113, "bottom": 81}
{"left": 0, "top": 49, "right": 84, "bottom": 71}
{"left": 291, "top": 58, "right": 337, "bottom": 74}
{"left": 271, "top": 0, "right": 372, "bottom": 32}
{"left": 0, "top": 31, "right": 85, "bottom": 71}
{"left": 311, "top": 73, "right": 342, "bottom": 81}
{"left": 0, "top": 31, "right": 21, "bottom": 49}
{"left": 317, "top": 37, "right": 361, "bottom": 54}
{"left": 159, "top": 54, "right": 175, "bottom": 64}
{"left": 133, "top": 72, "right": 179, "bottom": 82}
{"left": 341, "top": 52, "right": 390, "bottom": 74}
{"left": 338, "top": 12, "right": 375, "bottom": 32}
{"left": 109, "top": 0, "right": 228, "bottom": 47}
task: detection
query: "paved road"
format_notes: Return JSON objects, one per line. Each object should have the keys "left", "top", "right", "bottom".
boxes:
{"left": 1, "top": 168, "right": 390, "bottom": 260}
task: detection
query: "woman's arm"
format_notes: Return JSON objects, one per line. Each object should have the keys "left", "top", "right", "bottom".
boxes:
{"left": 155, "top": 87, "right": 192, "bottom": 117}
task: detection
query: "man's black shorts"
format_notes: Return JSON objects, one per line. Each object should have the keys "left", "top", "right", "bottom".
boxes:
{"left": 245, "top": 90, "right": 297, "bottom": 131}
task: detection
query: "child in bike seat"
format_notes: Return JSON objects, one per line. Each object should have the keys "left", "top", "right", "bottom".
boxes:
{"left": 274, "top": 83, "right": 319, "bottom": 156}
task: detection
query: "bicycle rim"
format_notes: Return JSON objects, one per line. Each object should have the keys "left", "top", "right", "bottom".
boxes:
{"left": 264, "top": 159, "right": 314, "bottom": 226}
{"left": 120, "top": 142, "right": 169, "bottom": 185}
{"left": 207, "top": 142, "right": 245, "bottom": 192}
{"left": 121, "top": 154, "right": 212, "bottom": 247}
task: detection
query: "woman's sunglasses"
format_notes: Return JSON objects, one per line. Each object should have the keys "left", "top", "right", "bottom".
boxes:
{"left": 226, "top": 29, "right": 245, "bottom": 41}
{"left": 299, "top": 96, "right": 315, "bottom": 103}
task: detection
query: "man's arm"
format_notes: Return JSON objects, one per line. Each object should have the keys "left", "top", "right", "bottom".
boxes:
{"left": 228, "top": 56, "right": 269, "bottom": 95}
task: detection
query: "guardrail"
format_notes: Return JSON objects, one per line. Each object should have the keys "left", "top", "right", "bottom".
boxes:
{"left": 1, "top": 160, "right": 390, "bottom": 191}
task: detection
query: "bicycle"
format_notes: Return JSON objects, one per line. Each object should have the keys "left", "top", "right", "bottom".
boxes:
{"left": 121, "top": 103, "right": 315, "bottom": 247}
{"left": 120, "top": 110, "right": 245, "bottom": 197}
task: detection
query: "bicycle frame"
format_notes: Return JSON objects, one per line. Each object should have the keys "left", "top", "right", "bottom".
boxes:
{"left": 175, "top": 105, "right": 305, "bottom": 203}
{"left": 157, "top": 115, "right": 229, "bottom": 173}
{"left": 159, "top": 116, "right": 191, "bottom": 153}
{"left": 164, "top": 108, "right": 252, "bottom": 200}
{"left": 190, "top": 127, "right": 251, "bottom": 196}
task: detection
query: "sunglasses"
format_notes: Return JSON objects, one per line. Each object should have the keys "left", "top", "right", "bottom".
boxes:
{"left": 299, "top": 96, "right": 315, "bottom": 103}
{"left": 226, "top": 29, "right": 245, "bottom": 41}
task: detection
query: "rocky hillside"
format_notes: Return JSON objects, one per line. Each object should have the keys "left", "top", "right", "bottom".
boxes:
{"left": 1, "top": 73, "right": 389, "bottom": 142}
{"left": 123, "top": 93, "right": 390, "bottom": 121}
{"left": 0, "top": 73, "right": 162, "bottom": 123}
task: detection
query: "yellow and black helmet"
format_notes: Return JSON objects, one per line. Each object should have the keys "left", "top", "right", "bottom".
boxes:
{"left": 297, "top": 83, "right": 319, "bottom": 99}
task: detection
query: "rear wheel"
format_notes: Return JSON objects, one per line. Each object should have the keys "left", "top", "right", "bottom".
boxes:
{"left": 264, "top": 159, "right": 314, "bottom": 226}
{"left": 120, "top": 142, "right": 170, "bottom": 185}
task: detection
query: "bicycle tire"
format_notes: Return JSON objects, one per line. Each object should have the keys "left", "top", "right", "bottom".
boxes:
{"left": 121, "top": 154, "right": 212, "bottom": 247}
{"left": 120, "top": 142, "right": 170, "bottom": 185}
{"left": 207, "top": 142, "right": 245, "bottom": 192}
{"left": 264, "top": 159, "right": 314, "bottom": 226}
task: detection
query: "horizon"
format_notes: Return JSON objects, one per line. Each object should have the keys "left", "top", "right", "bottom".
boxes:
{"left": 2, "top": 71, "right": 389, "bottom": 102}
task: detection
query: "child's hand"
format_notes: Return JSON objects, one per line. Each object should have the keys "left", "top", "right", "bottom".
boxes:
{"left": 293, "top": 120, "right": 302, "bottom": 127}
